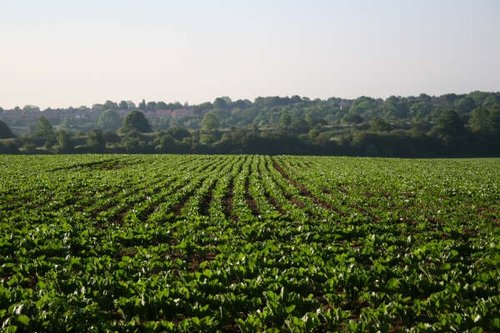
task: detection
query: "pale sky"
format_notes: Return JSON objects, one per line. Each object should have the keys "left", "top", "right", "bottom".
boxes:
{"left": 1, "top": 0, "right": 499, "bottom": 109}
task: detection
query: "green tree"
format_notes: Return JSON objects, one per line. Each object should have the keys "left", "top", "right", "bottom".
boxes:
{"left": 291, "top": 118, "right": 310, "bottom": 133}
{"left": 430, "top": 109, "right": 464, "bottom": 144}
{"left": 343, "top": 114, "right": 363, "bottom": 125}
{"left": 370, "top": 118, "right": 391, "bottom": 132}
{"left": 167, "top": 127, "right": 191, "bottom": 141}
{"left": 87, "top": 129, "right": 105, "bottom": 152}
{"left": 97, "top": 110, "right": 122, "bottom": 131}
{"left": 0, "top": 140, "right": 18, "bottom": 153}
{"left": 119, "top": 101, "right": 129, "bottom": 110}
{"left": 104, "top": 100, "right": 118, "bottom": 110}
{"left": 0, "top": 120, "right": 15, "bottom": 139}
{"left": 469, "top": 108, "right": 490, "bottom": 134}
{"left": 156, "top": 101, "right": 168, "bottom": 109}
{"left": 213, "top": 97, "right": 231, "bottom": 110}
{"left": 487, "top": 108, "right": 500, "bottom": 137}
{"left": 154, "top": 131, "right": 175, "bottom": 152}
{"left": 122, "top": 131, "right": 149, "bottom": 152}
{"left": 121, "top": 111, "right": 152, "bottom": 133}
{"left": 279, "top": 111, "right": 292, "bottom": 129}
{"left": 384, "top": 96, "right": 409, "bottom": 119}
{"left": 56, "top": 129, "right": 74, "bottom": 153}
{"left": 34, "top": 116, "right": 56, "bottom": 145}
{"left": 146, "top": 101, "right": 157, "bottom": 110}
{"left": 456, "top": 96, "right": 476, "bottom": 114}
{"left": 201, "top": 112, "right": 219, "bottom": 132}
{"left": 200, "top": 112, "right": 219, "bottom": 145}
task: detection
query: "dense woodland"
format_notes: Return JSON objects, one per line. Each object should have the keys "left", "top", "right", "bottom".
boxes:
{"left": 0, "top": 91, "right": 499, "bottom": 156}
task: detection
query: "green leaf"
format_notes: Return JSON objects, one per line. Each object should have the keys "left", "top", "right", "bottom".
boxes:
{"left": 16, "top": 314, "right": 30, "bottom": 326}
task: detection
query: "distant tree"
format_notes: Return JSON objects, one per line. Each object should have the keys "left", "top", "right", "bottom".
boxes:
{"left": 56, "top": 129, "right": 74, "bottom": 153}
{"left": 34, "top": 116, "right": 56, "bottom": 144}
{"left": 23, "top": 105, "right": 40, "bottom": 112}
{"left": 213, "top": 97, "right": 230, "bottom": 110}
{"left": 384, "top": 96, "right": 409, "bottom": 119}
{"left": 87, "top": 129, "right": 105, "bottom": 152}
{"left": 168, "top": 127, "right": 191, "bottom": 141}
{"left": 469, "top": 108, "right": 490, "bottom": 134}
{"left": 122, "top": 131, "right": 150, "bottom": 153}
{"left": 201, "top": 112, "right": 219, "bottom": 131}
{"left": 156, "top": 101, "right": 168, "bottom": 109}
{"left": 343, "top": 114, "right": 363, "bottom": 125}
{"left": 291, "top": 118, "right": 310, "bottom": 133}
{"left": 154, "top": 131, "right": 175, "bottom": 152}
{"left": 104, "top": 100, "right": 118, "bottom": 110}
{"left": 279, "top": 111, "right": 292, "bottom": 129}
{"left": 0, "top": 140, "right": 19, "bottom": 154}
{"left": 487, "top": 108, "right": 500, "bottom": 137}
{"left": 0, "top": 120, "right": 15, "bottom": 139}
{"left": 168, "top": 102, "right": 183, "bottom": 110}
{"left": 370, "top": 118, "right": 391, "bottom": 132}
{"left": 349, "top": 96, "right": 381, "bottom": 116}
{"left": 147, "top": 101, "right": 157, "bottom": 110}
{"left": 119, "top": 101, "right": 129, "bottom": 110}
{"left": 103, "top": 130, "right": 121, "bottom": 144}
{"left": 121, "top": 111, "right": 152, "bottom": 133}
{"left": 409, "top": 101, "right": 432, "bottom": 120}
{"left": 91, "top": 104, "right": 104, "bottom": 110}
{"left": 61, "top": 116, "right": 75, "bottom": 131}
{"left": 138, "top": 99, "right": 147, "bottom": 110}
{"left": 304, "top": 111, "right": 319, "bottom": 127}
{"left": 200, "top": 112, "right": 219, "bottom": 145}
{"left": 125, "top": 101, "right": 137, "bottom": 109}
{"left": 233, "top": 99, "right": 252, "bottom": 109}
{"left": 97, "top": 110, "right": 122, "bottom": 131}
{"left": 456, "top": 96, "right": 476, "bottom": 114}
{"left": 481, "top": 95, "right": 500, "bottom": 109}
{"left": 430, "top": 109, "right": 464, "bottom": 143}
{"left": 193, "top": 102, "right": 214, "bottom": 113}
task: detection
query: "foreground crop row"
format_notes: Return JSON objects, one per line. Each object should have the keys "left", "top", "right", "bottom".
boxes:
{"left": 0, "top": 155, "right": 498, "bottom": 332}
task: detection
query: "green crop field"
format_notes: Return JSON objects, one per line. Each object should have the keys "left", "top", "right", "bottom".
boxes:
{"left": 0, "top": 155, "right": 498, "bottom": 332}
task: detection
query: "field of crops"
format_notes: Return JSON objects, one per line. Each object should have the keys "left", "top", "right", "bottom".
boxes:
{"left": 0, "top": 155, "right": 499, "bottom": 332}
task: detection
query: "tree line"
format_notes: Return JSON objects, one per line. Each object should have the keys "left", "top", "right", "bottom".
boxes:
{"left": 0, "top": 92, "right": 499, "bottom": 156}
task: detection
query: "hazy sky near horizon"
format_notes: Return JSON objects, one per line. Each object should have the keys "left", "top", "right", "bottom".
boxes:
{"left": 1, "top": 0, "right": 499, "bottom": 109}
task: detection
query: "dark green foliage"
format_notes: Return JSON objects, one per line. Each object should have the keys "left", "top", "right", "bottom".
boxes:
{"left": 86, "top": 129, "right": 105, "bottom": 152}
{"left": 200, "top": 112, "right": 219, "bottom": 132}
{"left": 56, "top": 130, "right": 74, "bottom": 153}
{"left": 33, "top": 116, "right": 56, "bottom": 144}
{"left": 1, "top": 92, "right": 500, "bottom": 156}
{"left": 213, "top": 97, "right": 230, "bottom": 110}
{"left": 122, "top": 131, "right": 151, "bottom": 153}
{"left": 97, "top": 110, "right": 122, "bottom": 131}
{"left": 279, "top": 111, "right": 292, "bottom": 129}
{"left": 431, "top": 109, "right": 465, "bottom": 143}
{"left": 119, "top": 100, "right": 129, "bottom": 110}
{"left": 0, "top": 139, "right": 18, "bottom": 153}
{"left": 370, "top": 117, "right": 391, "bottom": 132}
{"left": 103, "top": 100, "right": 118, "bottom": 110}
{"left": 121, "top": 111, "right": 152, "bottom": 133}
{"left": 167, "top": 127, "right": 191, "bottom": 141}
{"left": 343, "top": 113, "right": 364, "bottom": 124}
{"left": 0, "top": 120, "right": 15, "bottom": 139}
{"left": 153, "top": 131, "right": 175, "bottom": 153}
{"left": 138, "top": 99, "right": 146, "bottom": 110}
{"left": 487, "top": 108, "right": 500, "bottom": 137}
